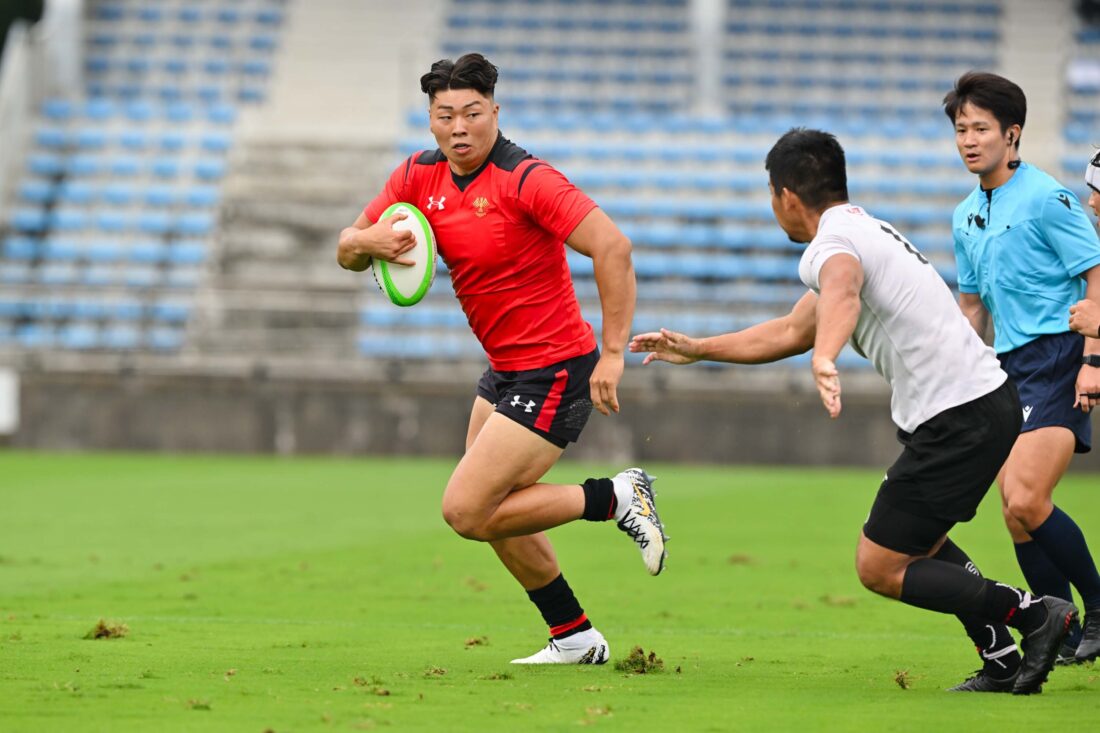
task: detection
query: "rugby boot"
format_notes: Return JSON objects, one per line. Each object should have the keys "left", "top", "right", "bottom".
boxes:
{"left": 1074, "top": 606, "right": 1100, "bottom": 662}
{"left": 1054, "top": 616, "right": 1083, "bottom": 665}
{"left": 947, "top": 669, "right": 1018, "bottom": 693}
{"left": 612, "top": 467, "right": 667, "bottom": 576}
{"left": 510, "top": 628, "right": 609, "bottom": 665}
{"left": 1012, "top": 596, "right": 1078, "bottom": 695}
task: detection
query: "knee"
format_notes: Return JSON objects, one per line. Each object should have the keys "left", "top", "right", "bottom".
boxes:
{"left": 855, "top": 555, "right": 902, "bottom": 597}
{"left": 441, "top": 500, "right": 490, "bottom": 541}
{"left": 1003, "top": 492, "right": 1050, "bottom": 532}
{"left": 856, "top": 561, "right": 890, "bottom": 595}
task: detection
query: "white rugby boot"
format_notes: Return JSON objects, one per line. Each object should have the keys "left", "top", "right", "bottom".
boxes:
{"left": 612, "top": 467, "right": 667, "bottom": 575}
{"left": 510, "top": 628, "right": 610, "bottom": 665}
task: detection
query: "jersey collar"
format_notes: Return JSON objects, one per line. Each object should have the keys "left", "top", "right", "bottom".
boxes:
{"left": 450, "top": 131, "right": 504, "bottom": 192}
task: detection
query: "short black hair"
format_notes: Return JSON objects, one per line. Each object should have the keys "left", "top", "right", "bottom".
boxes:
{"left": 943, "top": 71, "right": 1027, "bottom": 148}
{"left": 765, "top": 128, "right": 848, "bottom": 210}
{"left": 420, "top": 53, "right": 498, "bottom": 102}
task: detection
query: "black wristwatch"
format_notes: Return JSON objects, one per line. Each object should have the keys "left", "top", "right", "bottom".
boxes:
{"left": 1084, "top": 354, "right": 1100, "bottom": 367}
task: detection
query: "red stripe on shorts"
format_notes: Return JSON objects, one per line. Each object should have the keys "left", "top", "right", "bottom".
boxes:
{"left": 534, "top": 368, "right": 569, "bottom": 432}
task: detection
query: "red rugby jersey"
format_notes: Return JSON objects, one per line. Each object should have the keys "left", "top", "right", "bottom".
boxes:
{"left": 364, "top": 133, "right": 598, "bottom": 371}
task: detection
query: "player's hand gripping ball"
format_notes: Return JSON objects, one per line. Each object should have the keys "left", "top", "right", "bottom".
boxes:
{"left": 372, "top": 202, "right": 437, "bottom": 306}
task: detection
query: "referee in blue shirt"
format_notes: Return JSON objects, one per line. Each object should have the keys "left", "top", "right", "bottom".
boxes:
{"left": 946, "top": 72, "right": 1100, "bottom": 673}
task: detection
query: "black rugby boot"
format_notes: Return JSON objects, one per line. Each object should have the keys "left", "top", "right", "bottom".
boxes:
{"left": 947, "top": 669, "right": 1018, "bottom": 693}
{"left": 1012, "top": 597, "right": 1078, "bottom": 695}
{"left": 1074, "top": 607, "right": 1100, "bottom": 663}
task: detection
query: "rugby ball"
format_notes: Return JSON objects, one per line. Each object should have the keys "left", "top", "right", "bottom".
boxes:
{"left": 371, "top": 202, "right": 437, "bottom": 307}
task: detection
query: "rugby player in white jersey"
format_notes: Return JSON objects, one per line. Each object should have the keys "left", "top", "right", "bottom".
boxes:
{"left": 630, "top": 128, "right": 1077, "bottom": 695}
{"left": 1070, "top": 150, "right": 1100, "bottom": 339}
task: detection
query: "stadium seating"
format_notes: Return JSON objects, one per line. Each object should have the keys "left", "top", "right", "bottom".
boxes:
{"left": 0, "top": 0, "right": 285, "bottom": 355}
{"left": 356, "top": 0, "right": 1001, "bottom": 367}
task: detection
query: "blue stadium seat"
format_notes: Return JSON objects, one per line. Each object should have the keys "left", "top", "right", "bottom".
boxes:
{"left": 119, "top": 128, "right": 150, "bottom": 150}
{"left": 144, "top": 186, "right": 178, "bottom": 207}
{"left": 96, "top": 210, "right": 129, "bottom": 234}
{"left": 169, "top": 242, "right": 209, "bottom": 265}
{"left": 11, "top": 207, "right": 48, "bottom": 233}
{"left": 102, "top": 326, "right": 140, "bottom": 350}
{"left": 147, "top": 328, "right": 184, "bottom": 351}
{"left": 2, "top": 237, "right": 39, "bottom": 260}
{"left": 85, "top": 241, "right": 124, "bottom": 263}
{"left": 18, "top": 180, "right": 54, "bottom": 205}
{"left": 42, "top": 98, "right": 75, "bottom": 121}
{"left": 194, "top": 159, "right": 227, "bottom": 181}
{"left": 151, "top": 157, "right": 182, "bottom": 179}
{"left": 34, "top": 126, "right": 68, "bottom": 149}
{"left": 49, "top": 208, "right": 88, "bottom": 232}
{"left": 41, "top": 237, "right": 79, "bottom": 260}
{"left": 58, "top": 325, "right": 100, "bottom": 350}
{"left": 102, "top": 183, "right": 136, "bottom": 206}
{"left": 138, "top": 212, "right": 173, "bottom": 236}
{"left": 28, "top": 153, "right": 63, "bottom": 176}
{"left": 185, "top": 186, "right": 220, "bottom": 208}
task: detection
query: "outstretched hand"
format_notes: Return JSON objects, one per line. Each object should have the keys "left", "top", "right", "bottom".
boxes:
{"left": 812, "top": 356, "right": 842, "bottom": 418}
{"left": 629, "top": 328, "right": 701, "bottom": 365}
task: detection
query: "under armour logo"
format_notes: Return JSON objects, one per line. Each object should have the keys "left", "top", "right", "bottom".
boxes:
{"left": 510, "top": 395, "right": 536, "bottom": 413}
{"left": 427, "top": 196, "right": 446, "bottom": 211}
{"left": 1022, "top": 405, "right": 1033, "bottom": 422}
{"left": 1057, "top": 193, "right": 1071, "bottom": 210}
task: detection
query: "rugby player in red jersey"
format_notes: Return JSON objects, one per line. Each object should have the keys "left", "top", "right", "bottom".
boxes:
{"left": 336, "top": 53, "right": 666, "bottom": 664}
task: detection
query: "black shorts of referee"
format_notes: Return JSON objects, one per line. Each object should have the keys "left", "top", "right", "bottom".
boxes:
{"left": 864, "top": 379, "right": 1021, "bottom": 556}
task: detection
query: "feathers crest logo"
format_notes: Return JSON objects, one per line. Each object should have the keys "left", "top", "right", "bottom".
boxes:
{"left": 473, "top": 197, "right": 490, "bottom": 217}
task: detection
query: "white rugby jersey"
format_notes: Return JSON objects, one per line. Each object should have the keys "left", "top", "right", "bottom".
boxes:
{"left": 798, "top": 204, "right": 1007, "bottom": 432}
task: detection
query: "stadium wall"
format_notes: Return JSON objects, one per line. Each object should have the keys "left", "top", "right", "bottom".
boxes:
{"left": 12, "top": 368, "right": 1100, "bottom": 471}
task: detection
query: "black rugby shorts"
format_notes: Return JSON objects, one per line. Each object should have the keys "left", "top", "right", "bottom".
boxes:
{"left": 863, "top": 379, "right": 1020, "bottom": 555}
{"left": 475, "top": 348, "right": 598, "bottom": 448}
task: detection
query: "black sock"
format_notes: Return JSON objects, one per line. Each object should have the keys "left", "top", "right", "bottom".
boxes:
{"left": 901, "top": 559, "right": 1047, "bottom": 632}
{"left": 1015, "top": 538, "right": 1082, "bottom": 647}
{"left": 934, "top": 539, "right": 1020, "bottom": 677}
{"left": 1028, "top": 506, "right": 1100, "bottom": 609}
{"left": 526, "top": 573, "right": 592, "bottom": 640}
{"left": 581, "top": 478, "right": 616, "bottom": 522}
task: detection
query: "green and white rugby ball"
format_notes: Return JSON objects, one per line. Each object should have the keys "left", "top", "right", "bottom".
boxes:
{"left": 371, "top": 202, "right": 437, "bottom": 307}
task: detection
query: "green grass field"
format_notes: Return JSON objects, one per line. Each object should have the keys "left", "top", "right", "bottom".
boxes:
{"left": 1, "top": 451, "right": 1098, "bottom": 732}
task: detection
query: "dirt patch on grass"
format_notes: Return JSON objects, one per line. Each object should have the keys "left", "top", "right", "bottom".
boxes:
{"left": 83, "top": 620, "right": 128, "bottom": 640}
{"left": 614, "top": 646, "right": 664, "bottom": 674}
{"left": 894, "top": 670, "right": 912, "bottom": 690}
{"left": 464, "top": 636, "right": 489, "bottom": 648}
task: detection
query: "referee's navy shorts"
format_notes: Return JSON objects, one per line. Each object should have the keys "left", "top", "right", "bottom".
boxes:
{"left": 863, "top": 379, "right": 1021, "bottom": 555}
{"left": 476, "top": 348, "right": 598, "bottom": 448}
{"left": 999, "top": 331, "right": 1092, "bottom": 454}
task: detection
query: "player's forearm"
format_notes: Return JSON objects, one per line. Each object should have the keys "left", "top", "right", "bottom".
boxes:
{"left": 337, "top": 227, "right": 374, "bottom": 271}
{"left": 813, "top": 288, "right": 860, "bottom": 363}
{"left": 1084, "top": 268, "right": 1100, "bottom": 354}
{"left": 697, "top": 318, "right": 811, "bottom": 364}
{"left": 958, "top": 292, "right": 989, "bottom": 337}
{"left": 592, "top": 239, "right": 636, "bottom": 355}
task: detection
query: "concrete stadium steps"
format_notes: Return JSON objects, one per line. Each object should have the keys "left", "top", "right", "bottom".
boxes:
{"left": 187, "top": 285, "right": 360, "bottom": 358}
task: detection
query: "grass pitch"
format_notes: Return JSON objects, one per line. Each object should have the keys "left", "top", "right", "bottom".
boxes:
{"left": 1, "top": 451, "right": 1098, "bottom": 732}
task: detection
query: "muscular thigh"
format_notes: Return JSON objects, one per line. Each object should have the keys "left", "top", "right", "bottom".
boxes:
{"left": 1000, "top": 426, "right": 1075, "bottom": 502}
{"left": 465, "top": 396, "right": 496, "bottom": 451}
{"left": 447, "top": 407, "right": 565, "bottom": 514}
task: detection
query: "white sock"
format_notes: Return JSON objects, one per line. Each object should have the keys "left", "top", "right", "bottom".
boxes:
{"left": 611, "top": 475, "right": 632, "bottom": 521}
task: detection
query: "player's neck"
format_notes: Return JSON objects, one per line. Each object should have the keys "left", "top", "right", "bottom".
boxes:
{"left": 979, "top": 159, "right": 1019, "bottom": 190}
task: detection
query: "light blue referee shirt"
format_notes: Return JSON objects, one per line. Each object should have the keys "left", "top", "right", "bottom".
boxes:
{"left": 953, "top": 162, "right": 1100, "bottom": 354}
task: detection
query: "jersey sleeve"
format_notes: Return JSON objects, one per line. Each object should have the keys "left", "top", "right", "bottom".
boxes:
{"left": 515, "top": 162, "right": 598, "bottom": 241}
{"left": 1040, "top": 188, "right": 1100, "bottom": 278}
{"left": 363, "top": 155, "right": 417, "bottom": 224}
{"left": 804, "top": 235, "right": 860, "bottom": 289}
{"left": 953, "top": 227, "right": 979, "bottom": 294}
